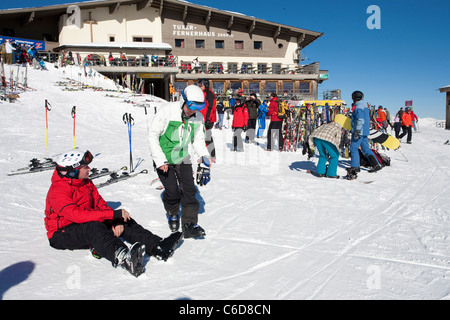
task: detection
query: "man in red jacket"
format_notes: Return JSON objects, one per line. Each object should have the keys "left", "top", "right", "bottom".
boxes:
{"left": 197, "top": 79, "right": 217, "bottom": 162}
{"left": 44, "top": 150, "right": 182, "bottom": 277}
{"left": 266, "top": 93, "right": 284, "bottom": 151}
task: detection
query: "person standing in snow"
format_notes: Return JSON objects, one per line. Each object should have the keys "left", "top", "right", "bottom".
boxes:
{"left": 266, "top": 93, "right": 284, "bottom": 151}
{"left": 308, "top": 119, "right": 344, "bottom": 178}
{"left": 44, "top": 150, "right": 182, "bottom": 277}
{"left": 4, "top": 39, "right": 15, "bottom": 65}
{"left": 348, "top": 91, "right": 382, "bottom": 176}
{"left": 148, "top": 85, "right": 210, "bottom": 238}
{"left": 257, "top": 99, "right": 269, "bottom": 138}
{"left": 197, "top": 78, "right": 217, "bottom": 162}
{"left": 231, "top": 97, "right": 249, "bottom": 152}
{"left": 410, "top": 108, "right": 419, "bottom": 132}
{"left": 244, "top": 93, "right": 261, "bottom": 143}
{"left": 398, "top": 107, "right": 413, "bottom": 144}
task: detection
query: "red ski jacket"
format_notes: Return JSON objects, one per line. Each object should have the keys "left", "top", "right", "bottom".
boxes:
{"left": 268, "top": 97, "right": 282, "bottom": 122}
{"left": 44, "top": 169, "right": 115, "bottom": 239}
{"left": 200, "top": 88, "right": 217, "bottom": 123}
{"left": 232, "top": 104, "right": 249, "bottom": 128}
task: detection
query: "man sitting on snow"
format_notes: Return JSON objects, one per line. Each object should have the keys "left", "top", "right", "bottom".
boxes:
{"left": 44, "top": 149, "right": 182, "bottom": 277}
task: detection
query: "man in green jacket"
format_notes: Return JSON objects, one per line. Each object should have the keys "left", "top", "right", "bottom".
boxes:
{"left": 148, "top": 85, "right": 211, "bottom": 238}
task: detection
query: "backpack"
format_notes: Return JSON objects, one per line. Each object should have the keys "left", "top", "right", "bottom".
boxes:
{"left": 358, "top": 149, "right": 391, "bottom": 167}
{"left": 277, "top": 101, "right": 288, "bottom": 119}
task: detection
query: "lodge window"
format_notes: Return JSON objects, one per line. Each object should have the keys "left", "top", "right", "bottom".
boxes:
{"left": 175, "top": 39, "right": 185, "bottom": 48}
{"left": 257, "top": 63, "right": 268, "bottom": 74}
{"left": 109, "top": 36, "right": 115, "bottom": 42}
{"left": 299, "top": 82, "right": 310, "bottom": 93}
{"left": 133, "top": 37, "right": 153, "bottom": 42}
{"left": 266, "top": 82, "right": 277, "bottom": 94}
{"left": 272, "top": 63, "right": 281, "bottom": 74}
{"left": 227, "top": 63, "right": 238, "bottom": 74}
{"left": 235, "top": 41, "right": 244, "bottom": 50}
{"left": 283, "top": 82, "right": 293, "bottom": 94}
{"left": 213, "top": 82, "right": 225, "bottom": 94}
{"left": 215, "top": 40, "right": 224, "bottom": 49}
{"left": 195, "top": 39, "right": 205, "bottom": 49}
{"left": 254, "top": 41, "right": 263, "bottom": 50}
{"left": 249, "top": 82, "right": 260, "bottom": 94}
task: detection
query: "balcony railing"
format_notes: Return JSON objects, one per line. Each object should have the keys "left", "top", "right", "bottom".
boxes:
{"left": 60, "top": 52, "right": 320, "bottom": 76}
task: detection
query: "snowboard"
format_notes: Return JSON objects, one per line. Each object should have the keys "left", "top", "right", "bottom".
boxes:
{"left": 334, "top": 114, "right": 351, "bottom": 131}
{"left": 368, "top": 129, "right": 400, "bottom": 150}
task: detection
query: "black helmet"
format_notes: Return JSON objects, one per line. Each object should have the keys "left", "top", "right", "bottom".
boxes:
{"left": 198, "top": 79, "right": 210, "bottom": 89}
{"left": 351, "top": 91, "right": 364, "bottom": 101}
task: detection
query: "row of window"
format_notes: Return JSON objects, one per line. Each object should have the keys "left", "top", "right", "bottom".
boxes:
{"left": 175, "top": 39, "right": 265, "bottom": 50}
{"left": 173, "top": 81, "right": 311, "bottom": 96}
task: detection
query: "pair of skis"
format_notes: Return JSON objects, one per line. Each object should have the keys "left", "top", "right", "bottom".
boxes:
{"left": 7, "top": 159, "right": 147, "bottom": 188}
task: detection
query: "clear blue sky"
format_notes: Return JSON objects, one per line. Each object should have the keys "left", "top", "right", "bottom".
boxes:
{"left": 1, "top": 0, "right": 449, "bottom": 119}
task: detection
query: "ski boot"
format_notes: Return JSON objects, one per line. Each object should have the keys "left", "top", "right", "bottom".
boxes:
{"left": 183, "top": 223, "right": 206, "bottom": 239}
{"left": 344, "top": 168, "right": 358, "bottom": 180}
{"left": 346, "top": 167, "right": 360, "bottom": 173}
{"left": 114, "top": 242, "right": 146, "bottom": 277}
{"left": 168, "top": 215, "right": 180, "bottom": 232}
{"left": 154, "top": 231, "right": 183, "bottom": 261}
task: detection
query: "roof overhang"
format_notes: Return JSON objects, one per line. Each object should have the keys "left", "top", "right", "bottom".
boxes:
{"left": 0, "top": 0, "right": 323, "bottom": 48}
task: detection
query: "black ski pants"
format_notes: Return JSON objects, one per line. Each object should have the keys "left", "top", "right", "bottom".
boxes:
{"left": 157, "top": 163, "right": 199, "bottom": 225}
{"left": 398, "top": 125, "right": 412, "bottom": 143}
{"left": 49, "top": 219, "right": 162, "bottom": 264}
{"left": 267, "top": 120, "right": 284, "bottom": 150}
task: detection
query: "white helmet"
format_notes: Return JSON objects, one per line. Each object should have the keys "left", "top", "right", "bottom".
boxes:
{"left": 56, "top": 150, "right": 93, "bottom": 177}
{"left": 181, "top": 85, "right": 206, "bottom": 111}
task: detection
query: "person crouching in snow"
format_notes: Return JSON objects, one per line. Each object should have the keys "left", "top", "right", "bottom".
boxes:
{"left": 44, "top": 150, "right": 182, "bottom": 277}
{"left": 308, "top": 120, "right": 343, "bottom": 178}
{"left": 231, "top": 98, "right": 249, "bottom": 152}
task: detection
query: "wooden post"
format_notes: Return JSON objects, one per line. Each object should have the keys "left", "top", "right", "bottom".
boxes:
{"left": 84, "top": 12, "right": 97, "bottom": 43}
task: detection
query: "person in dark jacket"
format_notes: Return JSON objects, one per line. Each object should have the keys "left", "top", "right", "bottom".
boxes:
{"left": 231, "top": 98, "right": 249, "bottom": 151}
{"left": 44, "top": 150, "right": 182, "bottom": 277}
{"left": 245, "top": 92, "right": 261, "bottom": 143}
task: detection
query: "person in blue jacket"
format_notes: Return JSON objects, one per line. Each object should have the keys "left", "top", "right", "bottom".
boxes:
{"left": 348, "top": 91, "right": 381, "bottom": 176}
{"left": 256, "top": 99, "right": 269, "bottom": 138}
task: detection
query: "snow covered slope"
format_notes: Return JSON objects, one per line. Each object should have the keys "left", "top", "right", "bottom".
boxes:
{"left": 1, "top": 63, "right": 449, "bottom": 300}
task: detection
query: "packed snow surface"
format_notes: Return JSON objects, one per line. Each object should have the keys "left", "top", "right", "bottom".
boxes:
{"left": 1, "top": 63, "right": 449, "bottom": 300}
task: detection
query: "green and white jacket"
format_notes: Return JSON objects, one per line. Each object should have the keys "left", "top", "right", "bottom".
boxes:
{"left": 148, "top": 102, "right": 209, "bottom": 168}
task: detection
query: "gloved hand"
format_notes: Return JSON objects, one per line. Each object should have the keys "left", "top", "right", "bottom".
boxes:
{"left": 353, "top": 130, "right": 361, "bottom": 140}
{"left": 243, "top": 125, "right": 248, "bottom": 131}
{"left": 196, "top": 156, "right": 211, "bottom": 186}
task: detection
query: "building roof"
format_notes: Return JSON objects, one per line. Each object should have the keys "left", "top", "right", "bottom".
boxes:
{"left": 0, "top": 0, "right": 323, "bottom": 48}
{"left": 439, "top": 85, "right": 450, "bottom": 92}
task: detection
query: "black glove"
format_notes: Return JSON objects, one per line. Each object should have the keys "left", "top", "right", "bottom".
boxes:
{"left": 353, "top": 130, "right": 361, "bottom": 140}
{"left": 196, "top": 157, "right": 211, "bottom": 186}
{"left": 243, "top": 125, "right": 248, "bottom": 131}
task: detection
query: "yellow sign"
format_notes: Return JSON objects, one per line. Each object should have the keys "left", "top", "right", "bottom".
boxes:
{"left": 302, "top": 100, "right": 346, "bottom": 106}
{"left": 138, "top": 73, "right": 163, "bottom": 79}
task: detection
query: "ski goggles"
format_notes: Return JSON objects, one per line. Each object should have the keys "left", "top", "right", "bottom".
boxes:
{"left": 186, "top": 100, "right": 206, "bottom": 111}
{"left": 181, "top": 91, "right": 206, "bottom": 111}
{"left": 67, "top": 150, "right": 94, "bottom": 170}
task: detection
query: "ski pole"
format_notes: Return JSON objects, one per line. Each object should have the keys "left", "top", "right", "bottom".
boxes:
{"left": 123, "top": 113, "right": 135, "bottom": 172}
{"left": 71, "top": 106, "right": 76, "bottom": 149}
{"left": 44, "top": 100, "right": 52, "bottom": 157}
